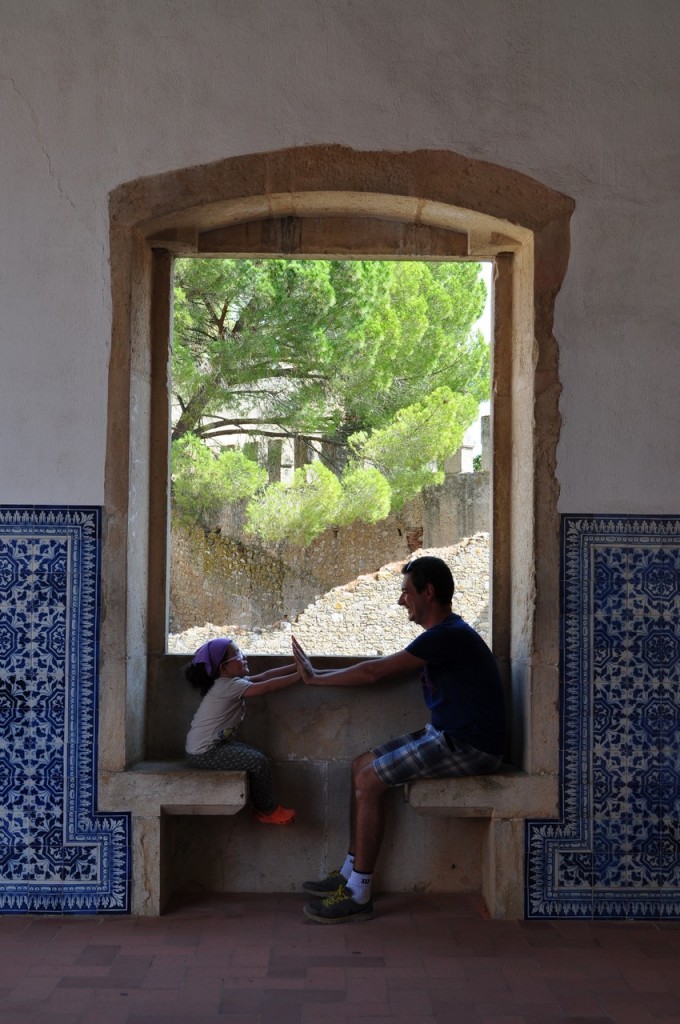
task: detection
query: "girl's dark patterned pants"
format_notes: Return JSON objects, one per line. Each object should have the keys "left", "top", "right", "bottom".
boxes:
{"left": 186, "top": 739, "right": 277, "bottom": 812}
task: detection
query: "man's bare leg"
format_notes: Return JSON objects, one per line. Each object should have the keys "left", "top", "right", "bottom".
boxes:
{"left": 350, "top": 752, "right": 389, "bottom": 872}
{"left": 302, "top": 751, "right": 388, "bottom": 921}
{"left": 348, "top": 751, "right": 373, "bottom": 852}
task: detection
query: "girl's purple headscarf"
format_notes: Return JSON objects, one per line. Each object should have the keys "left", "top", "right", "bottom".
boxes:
{"left": 191, "top": 638, "right": 232, "bottom": 679}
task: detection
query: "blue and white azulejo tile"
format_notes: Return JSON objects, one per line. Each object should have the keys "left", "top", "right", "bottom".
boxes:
{"left": 0, "top": 506, "right": 129, "bottom": 913}
{"left": 526, "top": 515, "right": 680, "bottom": 919}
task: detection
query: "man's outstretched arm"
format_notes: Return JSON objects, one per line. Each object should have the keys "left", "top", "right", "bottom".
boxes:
{"left": 292, "top": 635, "right": 423, "bottom": 687}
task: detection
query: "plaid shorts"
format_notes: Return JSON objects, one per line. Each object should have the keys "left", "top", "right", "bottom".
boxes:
{"left": 371, "top": 724, "right": 503, "bottom": 786}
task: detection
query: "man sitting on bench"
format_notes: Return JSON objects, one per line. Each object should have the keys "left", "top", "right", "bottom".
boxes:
{"left": 292, "top": 555, "right": 507, "bottom": 923}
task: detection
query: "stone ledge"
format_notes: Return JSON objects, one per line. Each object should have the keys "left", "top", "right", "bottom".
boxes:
{"left": 99, "top": 761, "right": 249, "bottom": 914}
{"left": 405, "top": 765, "right": 558, "bottom": 819}
{"left": 99, "top": 760, "right": 248, "bottom": 816}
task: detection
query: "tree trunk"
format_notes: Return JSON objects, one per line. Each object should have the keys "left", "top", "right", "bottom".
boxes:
{"left": 171, "top": 373, "right": 222, "bottom": 441}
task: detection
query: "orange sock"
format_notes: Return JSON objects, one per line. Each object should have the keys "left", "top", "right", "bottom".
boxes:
{"left": 253, "top": 805, "right": 296, "bottom": 825}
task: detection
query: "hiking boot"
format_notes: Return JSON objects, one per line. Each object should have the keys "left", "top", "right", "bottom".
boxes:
{"left": 303, "top": 885, "right": 375, "bottom": 924}
{"left": 253, "top": 805, "right": 296, "bottom": 825}
{"left": 302, "top": 870, "right": 345, "bottom": 897}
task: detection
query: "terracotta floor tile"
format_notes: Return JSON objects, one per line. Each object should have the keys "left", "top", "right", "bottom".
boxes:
{"left": 304, "top": 964, "right": 346, "bottom": 988}
{"left": 218, "top": 987, "right": 261, "bottom": 1014}
{"left": 0, "top": 895, "right": 675, "bottom": 1022}
{"left": 77, "top": 1011, "right": 130, "bottom": 1024}
{"left": 75, "top": 944, "right": 122, "bottom": 966}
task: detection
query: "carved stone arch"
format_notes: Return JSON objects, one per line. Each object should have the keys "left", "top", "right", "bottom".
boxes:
{"left": 103, "top": 146, "right": 573, "bottom": 780}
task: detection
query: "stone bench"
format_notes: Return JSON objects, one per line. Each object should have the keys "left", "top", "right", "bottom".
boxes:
{"left": 99, "top": 760, "right": 248, "bottom": 914}
{"left": 404, "top": 765, "right": 557, "bottom": 919}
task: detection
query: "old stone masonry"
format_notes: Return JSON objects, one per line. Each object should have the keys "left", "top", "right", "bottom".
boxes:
{"left": 169, "top": 532, "right": 490, "bottom": 657}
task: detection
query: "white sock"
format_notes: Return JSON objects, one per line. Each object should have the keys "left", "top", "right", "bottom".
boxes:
{"left": 340, "top": 852, "right": 355, "bottom": 879}
{"left": 346, "top": 869, "right": 372, "bottom": 904}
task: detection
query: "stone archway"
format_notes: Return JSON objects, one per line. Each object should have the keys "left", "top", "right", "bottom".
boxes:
{"left": 101, "top": 148, "right": 573, "bottom": 914}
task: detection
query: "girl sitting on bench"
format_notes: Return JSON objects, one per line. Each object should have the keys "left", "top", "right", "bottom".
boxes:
{"left": 185, "top": 637, "right": 299, "bottom": 824}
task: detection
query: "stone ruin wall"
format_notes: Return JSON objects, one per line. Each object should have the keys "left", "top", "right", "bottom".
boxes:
{"left": 170, "top": 469, "right": 490, "bottom": 636}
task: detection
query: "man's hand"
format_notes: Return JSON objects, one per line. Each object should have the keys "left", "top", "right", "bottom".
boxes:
{"left": 293, "top": 636, "right": 420, "bottom": 689}
{"left": 292, "top": 635, "right": 317, "bottom": 684}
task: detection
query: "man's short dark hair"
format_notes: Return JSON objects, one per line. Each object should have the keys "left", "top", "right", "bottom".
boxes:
{"left": 402, "top": 555, "right": 454, "bottom": 605}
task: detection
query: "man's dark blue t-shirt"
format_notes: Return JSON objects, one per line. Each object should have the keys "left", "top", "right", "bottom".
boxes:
{"left": 406, "top": 613, "right": 506, "bottom": 756}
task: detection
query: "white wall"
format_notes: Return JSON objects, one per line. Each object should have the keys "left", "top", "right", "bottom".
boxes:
{"left": 1, "top": 0, "right": 678, "bottom": 511}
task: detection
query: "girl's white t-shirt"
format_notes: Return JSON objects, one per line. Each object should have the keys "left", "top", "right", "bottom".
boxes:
{"left": 185, "top": 675, "right": 251, "bottom": 755}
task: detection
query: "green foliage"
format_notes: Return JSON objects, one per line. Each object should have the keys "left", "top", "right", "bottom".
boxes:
{"left": 245, "top": 462, "right": 392, "bottom": 543}
{"left": 171, "top": 257, "right": 490, "bottom": 544}
{"left": 334, "top": 261, "right": 489, "bottom": 427}
{"left": 351, "top": 387, "right": 478, "bottom": 509}
{"left": 171, "top": 434, "right": 267, "bottom": 529}
{"left": 246, "top": 463, "right": 342, "bottom": 545}
{"left": 335, "top": 466, "right": 392, "bottom": 527}
{"left": 172, "top": 257, "right": 488, "bottom": 444}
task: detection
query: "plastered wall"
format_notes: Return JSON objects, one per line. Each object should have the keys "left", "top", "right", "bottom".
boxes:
{"left": 1, "top": 0, "right": 679, "bottom": 515}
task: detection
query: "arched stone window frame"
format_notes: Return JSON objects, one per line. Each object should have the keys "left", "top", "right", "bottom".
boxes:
{"left": 101, "top": 145, "right": 573, "bottom": 778}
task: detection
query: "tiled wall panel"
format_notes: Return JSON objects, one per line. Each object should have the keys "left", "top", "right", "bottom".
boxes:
{"left": 2, "top": 506, "right": 677, "bottom": 918}
{"left": 527, "top": 515, "right": 680, "bottom": 918}
{"left": 0, "top": 507, "right": 129, "bottom": 913}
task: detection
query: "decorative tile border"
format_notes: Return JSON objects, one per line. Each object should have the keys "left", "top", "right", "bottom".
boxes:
{"left": 0, "top": 506, "right": 129, "bottom": 913}
{"left": 526, "top": 515, "right": 680, "bottom": 919}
